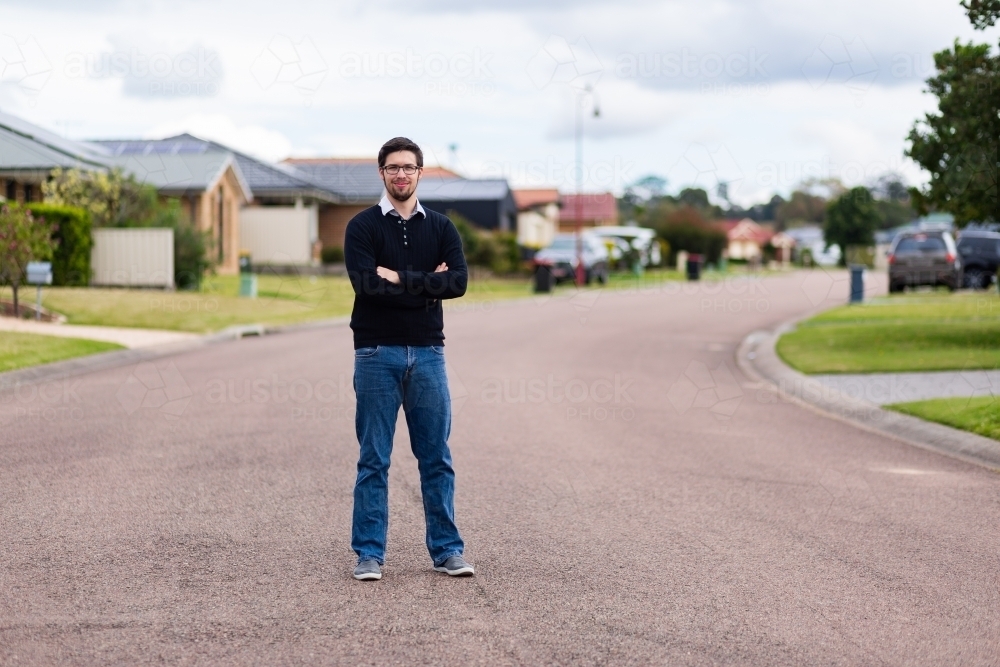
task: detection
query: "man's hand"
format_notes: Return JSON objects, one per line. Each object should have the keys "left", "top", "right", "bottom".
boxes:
{"left": 435, "top": 263, "right": 448, "bottom": 272}
{"left": 376, "top": 266, "right": 400, "bottom": 284}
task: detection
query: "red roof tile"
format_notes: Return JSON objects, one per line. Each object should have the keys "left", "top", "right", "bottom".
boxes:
{"left": 559, "top": 193, "right": 617, "bottom": 223}
{"left": 513, "top": 188, "right": 560, "bottom": 210}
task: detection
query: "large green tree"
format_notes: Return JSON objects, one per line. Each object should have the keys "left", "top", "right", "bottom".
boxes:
{"left": 824, "top": 187, "right": 883, "bottom": 262}
{"left": 906, "top": 2, "right": 1000, "bottom": 225}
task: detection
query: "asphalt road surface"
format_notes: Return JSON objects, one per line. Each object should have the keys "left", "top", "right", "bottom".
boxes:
{"left": 2, "top": 271, "right": 998, "bottom": 666}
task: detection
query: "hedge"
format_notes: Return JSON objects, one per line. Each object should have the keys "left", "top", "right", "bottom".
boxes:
{"left": 26, "top": 203, "right": 92, "bottom": 286}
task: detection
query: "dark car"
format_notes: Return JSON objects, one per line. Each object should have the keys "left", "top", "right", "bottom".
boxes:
{"left": 533, "top": 233, "right": 610, "bottom": 285}
{"left": 887, "top": 230, "right": 962, "bottom": 293}
{"left": 956, "top": 230, "right": 1000, "bottom": 290}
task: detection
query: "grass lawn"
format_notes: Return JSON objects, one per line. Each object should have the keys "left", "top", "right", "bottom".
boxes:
{"left": 19, "top": 268, "right": 694, "bottom": 334}
{"left": 0, "top": 332, "right": 124, "bottom": 373}
{"left": 887, "top": 396, "right": 1000, "bottom": 441}
{"left": 777, "top": 291, "right": 1000, "bottom": 374}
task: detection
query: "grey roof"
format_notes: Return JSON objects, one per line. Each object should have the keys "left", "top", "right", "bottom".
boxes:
{"left": 0, "top": 109, "right": 109, "bottom": 175}
{"left": 103, "top": 151, "right": 251, "bottom": 201}
{"left": 285, "top": 159, "right": 385, "bottom": 203}
{"left": 417, "top": 177, "right": 511, "bottom": 201}
{"left": 96, "top": 135, "right": 339, "bottom": 203}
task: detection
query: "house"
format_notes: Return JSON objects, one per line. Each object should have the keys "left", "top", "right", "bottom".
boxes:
{"left": 558, "top": 193, "right": 617, "bottom": 231}
{"left": 784, "top": 225, "right": 840, "bottom": 266}
{"left": 769, "top": 231, "right": 795, "bottom": 264}
{"left": 0, "top": 112, "right": 253, "bottom": 275}
{"left": 417, "top": 177, "right": 517, "bottom": 232}
{"left": 98, "top": 136, "right": 343, "bottom": 269}
{"left": 513, "top": 188, "right": 560, "bottom": 250}
{"left": 0, "top": 109, "right": 108, "bottom": 204}
{"left": 96, "top": 140, "right": 252, "bottom": 273}
{"left": 282, "top": 158, "right": 387, "bottom": 255}
{"left": 716, "top": 218, "right": 773, "bottom": 261}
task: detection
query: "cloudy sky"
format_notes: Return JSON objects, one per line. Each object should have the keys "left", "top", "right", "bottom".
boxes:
{"left": 0, "top": 0, "right": 992, "bottom": 205}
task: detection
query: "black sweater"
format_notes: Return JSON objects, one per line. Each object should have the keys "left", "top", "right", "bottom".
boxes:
{"left": 344, "top": 205, "right": 468, "bottom": 349}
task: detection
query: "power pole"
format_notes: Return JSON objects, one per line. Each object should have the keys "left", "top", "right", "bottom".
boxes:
{"left": 575, "top": 85, "right": 599, "bottom": 286}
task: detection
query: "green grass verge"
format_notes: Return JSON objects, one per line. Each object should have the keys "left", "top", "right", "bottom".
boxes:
{"left": 19, "top": 268, "right": 693, "bottom": 334}
{"left": 0, "top": 332, "right": 124, "bottom": 373}
{"left": 777, "top": 292, "right": 1000, "bottom": 374}
{"left": 887, "top": 396, "right": 1000, "bottom": 442}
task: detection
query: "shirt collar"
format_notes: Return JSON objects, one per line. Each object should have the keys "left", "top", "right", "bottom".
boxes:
{"left": 379, "top": 192, "right": 425, "bottom": 220}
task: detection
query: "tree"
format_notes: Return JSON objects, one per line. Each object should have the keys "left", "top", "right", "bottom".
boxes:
{"left": 648, "top": 205, "right": 728, "bottom": 264}
{"left": 776, "top": 191, "right": 827, "bottom": 228}
{"left": 824, "top": 188, "right": 883, "bottom": 263}
{"left": 906, "top": 1, "right": 1000, "bottom": 225}
{"left": 43, "top": 167, "right": 161, "bottom": 228}
{"left": 0, "top": 205, "right": 57, "bottom": 316}
{"left": 961, "top": 0, "right": 999, "bottom": 28}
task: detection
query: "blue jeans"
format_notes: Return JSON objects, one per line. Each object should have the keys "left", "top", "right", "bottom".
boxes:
{"left": 352, "top": 344, "right": 464, "bottom": 566}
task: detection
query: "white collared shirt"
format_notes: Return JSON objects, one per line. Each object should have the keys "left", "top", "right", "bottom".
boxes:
{"left": 379, "top": 192, "right": 425, "bottom": 221}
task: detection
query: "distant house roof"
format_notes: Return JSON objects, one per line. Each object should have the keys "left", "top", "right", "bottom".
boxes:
{"left": 417, "top": 177, "right": 511, "bottom": 201}
{"left": 96, "top": 135, "right": 338, "bottom": 203}
{"left": 102, "top": 151, "right": 252, "bottom": 202}
{"left": 283, "top": 158, "right": 384, "bottom": 204}
{"left": 559, "top": 193, "right": 617, "bottom": 223}
{"left": 0, "top": 109, "right": 109, "bottom": 177}
{"left": 422, "top": 166, "right": 460, "bottom": 178}
{"left": 725, "top": 218, "right": 773, "bottom": 244}
{"left": 513, "top": 188, "right": 560, "bottom": 210}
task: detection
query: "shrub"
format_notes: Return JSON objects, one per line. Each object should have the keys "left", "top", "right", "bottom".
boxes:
{"left": 321, "top": 246, "right": 345, "bottom": 264}
{"left": 446, "top": 210, "right": 525, "bottom": 275}
{"left": 26, "top": 203, "right": 92, "bottom": 286}
{"left": 651, "top": 206, "right": 727, "bottom": 264}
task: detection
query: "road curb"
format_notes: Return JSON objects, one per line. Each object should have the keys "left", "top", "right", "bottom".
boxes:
{"left": 736, "top": 318, "right": 1000, "bottom": 472}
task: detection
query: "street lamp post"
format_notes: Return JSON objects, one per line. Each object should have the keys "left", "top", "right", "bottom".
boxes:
{"left": 574, "top": 85, "right": 599, "bottom": 287}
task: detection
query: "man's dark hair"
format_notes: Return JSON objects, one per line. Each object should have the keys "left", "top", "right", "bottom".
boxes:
{"left": 378, "top": 137, "right": 423, "bottom": 168}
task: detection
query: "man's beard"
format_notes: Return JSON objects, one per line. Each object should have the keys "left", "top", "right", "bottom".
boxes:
{"left": 386, "top": 177, "right": 417, "bottom": 202}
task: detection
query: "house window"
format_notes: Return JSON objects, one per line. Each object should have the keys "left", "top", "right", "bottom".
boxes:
{"left": 6, "top": 181, "right": 16, "bottom": 202}
{"left": 24, "top": 184, "right": 34, "bottom": 202}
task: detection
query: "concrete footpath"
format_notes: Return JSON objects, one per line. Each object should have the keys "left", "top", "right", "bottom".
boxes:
{"left": 0, "top": 316, "right": 198, "bottom": 349}
{"left": 814, "top": 369, "right": 1000, "bottom": 405}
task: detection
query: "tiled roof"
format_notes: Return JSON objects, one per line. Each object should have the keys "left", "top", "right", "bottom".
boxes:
{"left": 0, "top": 110, "right": 109, "bottom": 172}
{"left": 727, "top": 219, "right": 773, "bottom": 243}
{"left": 96, "top": 135, "right": 339, "bottom": 202}
{"left": 513, "top": 188, "right": 560, "bottom": 210}
{"left": 283, "top": 158, "right": 384, "bottom": 204}
{"left": 418, "top": 177, "right": 511, "bottom": 201}
{"left": 103, "top": 151, "right": 250, "bottom": 201}
{"left": 559, "top": 193, "right": 617, "bottom": 222}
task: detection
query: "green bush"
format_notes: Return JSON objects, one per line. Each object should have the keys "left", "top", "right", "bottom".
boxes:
{"left": 321, "top": 246, "right": 345, "bottom": 264}
{"left": 655, "top": 220, "right": 727, "bottom": 264}
{"left": 26, "top": 203, "right": 92, "bottom": 286}
{"left": 446, "top": 211, "right": 524, "bottom": 275}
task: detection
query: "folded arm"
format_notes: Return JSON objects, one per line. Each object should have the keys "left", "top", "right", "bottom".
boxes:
{"left": 345, "top": 223, "right": 429, "bottom": 309}
{"left": 395, "top": 221, "right": 469, "bottom": 300}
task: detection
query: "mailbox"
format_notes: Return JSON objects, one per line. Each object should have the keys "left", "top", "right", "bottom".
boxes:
{"left": 26, "top": 262, "right": 52, "bottom": 285}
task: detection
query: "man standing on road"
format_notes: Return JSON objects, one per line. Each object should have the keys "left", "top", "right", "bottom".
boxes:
{"left": 343, "top": 137, "right": 474, "bottom": 581}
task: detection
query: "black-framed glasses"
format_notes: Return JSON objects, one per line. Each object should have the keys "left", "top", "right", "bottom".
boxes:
{"left": 382, "top": 165, "right": 420, "bottom": 175}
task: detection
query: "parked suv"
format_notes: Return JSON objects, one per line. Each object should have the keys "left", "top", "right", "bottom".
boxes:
{"left": 887, "top": 230, "right": 962, "bottom": 293}
{"left": 956, "top": 230, "right": 1000, "bottom": 290}
{"left": 533, "top": 233, "right": 610, "bottom": 285}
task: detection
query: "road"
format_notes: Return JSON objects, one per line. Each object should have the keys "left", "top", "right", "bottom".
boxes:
{"left": 2, "top": 270, "right": 998, "bottom": 666}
